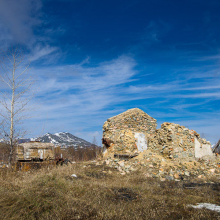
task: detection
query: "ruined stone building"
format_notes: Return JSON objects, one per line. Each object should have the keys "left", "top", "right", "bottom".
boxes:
{"left": 102, "top": 108, "right": 215, "bottom": 160}
{"left": 17, "top": 142, "right": 55, "bottom": 161}
{"left": 15, "top": 142, "right": 57, "bottom": 171}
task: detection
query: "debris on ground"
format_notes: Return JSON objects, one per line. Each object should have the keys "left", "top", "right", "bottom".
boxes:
{"left": 103, "top": 149, "right": 220, "bottom": 181}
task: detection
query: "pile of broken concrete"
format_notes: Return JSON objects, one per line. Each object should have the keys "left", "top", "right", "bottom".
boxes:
{"left": 102, "top": 108, "right": 220, "bottom": 181}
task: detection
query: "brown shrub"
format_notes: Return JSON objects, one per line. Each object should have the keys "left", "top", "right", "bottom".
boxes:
{"left": 62, "top": 146, "right": 102, "bottom": 162}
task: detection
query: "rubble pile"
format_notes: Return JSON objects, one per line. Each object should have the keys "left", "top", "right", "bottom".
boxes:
{"left": 102, "top": 108, "right": 219, "bottom": 181}
{"left": 104, "top": 149, "right": 220, "bottom": 181}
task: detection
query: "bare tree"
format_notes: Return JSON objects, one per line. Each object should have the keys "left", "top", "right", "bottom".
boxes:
{"left": 92, "top": 136, "right": 98, "bottom": 146}
{"left": 92, "top": 136, "right": 99, "bottom": 158}
{"left": 0, "top": 47, "right": 35, "bottom": 165}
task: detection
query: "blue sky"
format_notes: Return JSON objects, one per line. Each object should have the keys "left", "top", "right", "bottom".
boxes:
{"left": 0, "top": 0, "right": 220, "bottom": 145}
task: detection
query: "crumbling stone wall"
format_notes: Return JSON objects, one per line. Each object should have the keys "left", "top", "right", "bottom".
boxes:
{"left": 103, "top": 108, "right": 214, "bottom": 160}
{"left": 102, "top": 108, "right": 157, "bottom": 157}
{"left": 148, "top": 122, "right": 212, "bottom": 161}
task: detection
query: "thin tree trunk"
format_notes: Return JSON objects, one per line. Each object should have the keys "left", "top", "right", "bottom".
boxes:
{"left": 8, "top": 55, "right": 16, "bottom": 166}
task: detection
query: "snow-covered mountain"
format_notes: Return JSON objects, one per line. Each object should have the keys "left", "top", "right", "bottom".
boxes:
{"left": 17, "top": 138, "right": 32, "bottom": 144}
{"left": 33, "top": 132, "right": 93, "bottom": 147}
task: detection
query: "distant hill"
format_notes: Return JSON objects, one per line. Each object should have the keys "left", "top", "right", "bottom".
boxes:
{"left": 2, "top": 132, "right": 95, "bottom": 148}
{"left": 17, "top": 138, "right": 32, "bottom": 144}
{"left": 33, "top": 132, "right": 93, "bottom": 148}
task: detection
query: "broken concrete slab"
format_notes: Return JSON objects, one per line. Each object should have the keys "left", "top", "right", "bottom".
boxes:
{"left": 134, "top": 132, "right": 148, "bottom": 152}
{"left": 194, "top": 138, "right": 214, "bottom": 158}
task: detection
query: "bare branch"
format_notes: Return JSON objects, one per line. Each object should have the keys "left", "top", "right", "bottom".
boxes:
{"left": 0, "top": 75, "right": 12, "bottom": 89}
{"left": 14, "top": 63, "right": 30, "bottom": 80}
{"left": 1, "top": 92, "right": 11, "bottom": 102}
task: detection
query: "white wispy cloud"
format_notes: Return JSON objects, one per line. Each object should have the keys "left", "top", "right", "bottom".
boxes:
{"left": 0, "top": 0, "right": 42, "bottom": 44}
{"left": 31, "top": 55, "right": 137, "bottom": 119}
{"left": 141, "top": 20, "right": 171, "bottom": 44}
{"left": 0, "top": 0, "right": 63, "bottom": 64}
{"left": 177, "top": 92, "right": 220, "bottom": 99}
{"left": 30, "top": 44, "right": 59, "bottom": 62}
{"left": 195, "top": 54, "right": 220, "bottom": 61}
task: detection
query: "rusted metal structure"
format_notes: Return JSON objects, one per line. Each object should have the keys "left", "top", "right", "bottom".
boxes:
{"left": 15, "top": 141, "right": 61, "bottom": 171}
{"left": 15, "top": 160, "right": 56, "bottom": 172}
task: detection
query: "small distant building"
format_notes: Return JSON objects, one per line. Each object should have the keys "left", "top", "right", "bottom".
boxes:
{"left": 17, "top": 142, "right": 55, "bottom": 161}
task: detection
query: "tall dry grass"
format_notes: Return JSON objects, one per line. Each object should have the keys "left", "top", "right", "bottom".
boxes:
{"left": 61, "top": 145, "right": 102, "bottom": 161}
{"left": 0, "top": 143, "right": 10, "bottom": 164}
{"left": 0, "top": 162, "right": 219, "bottom": 219}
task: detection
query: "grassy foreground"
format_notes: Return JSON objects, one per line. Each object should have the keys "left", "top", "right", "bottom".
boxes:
{"left": 0, "top": 162, "right": 219, "bottom": 220}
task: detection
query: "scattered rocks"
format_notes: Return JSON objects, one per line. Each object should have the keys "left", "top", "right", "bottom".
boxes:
{"left": 103, "top": 148, "right": 220, "bottom": 181}
{"left": 184, "top": 171, "right": 190, "bottom": 177}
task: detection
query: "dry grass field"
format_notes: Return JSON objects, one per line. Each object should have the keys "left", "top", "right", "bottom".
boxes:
{"left": 0, "top": 161, "right": 219, "bottom": 220}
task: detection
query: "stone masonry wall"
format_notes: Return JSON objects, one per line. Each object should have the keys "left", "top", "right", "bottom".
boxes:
{"left": 148, "top": 122, "right": 212, "bottom": 161}
{"left": 102, "top": 108, "right": 157, "bottom": 157}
